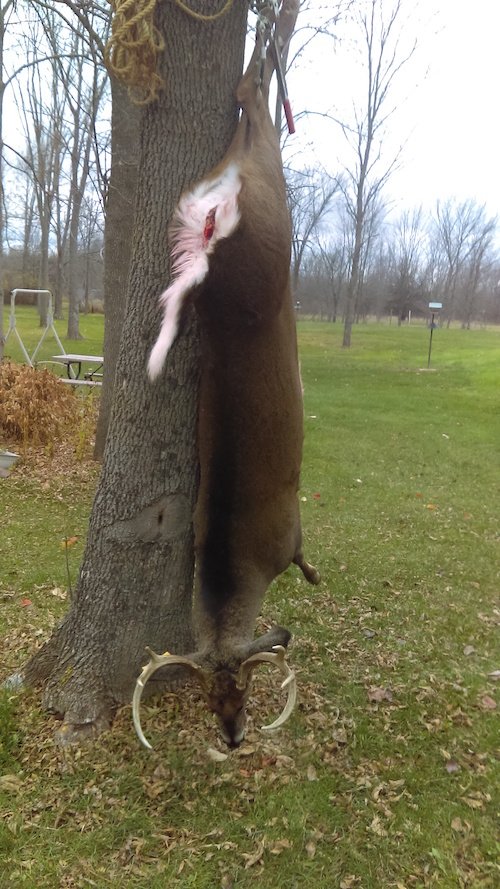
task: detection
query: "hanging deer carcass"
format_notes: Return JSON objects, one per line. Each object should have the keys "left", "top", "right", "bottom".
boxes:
{"left": 133, "top": 2, "right": 320, "bottom": 749}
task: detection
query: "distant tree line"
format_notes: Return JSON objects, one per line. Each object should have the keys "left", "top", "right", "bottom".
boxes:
{"left": 1, "top": 0, "right": 109, "bottom": 339}
{"left": 1, "top": 0, "right": 498, "bottom": 355}
{"left": 292, "top": 194, "right": 499, "bottom": 326}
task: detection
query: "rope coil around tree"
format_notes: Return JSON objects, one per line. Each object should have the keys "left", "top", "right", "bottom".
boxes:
{"left": 105, "top": 0, "right": 164, "bottom": 104}
{"left": 174, "top": 0, "right": 234, "bottom": 22}
{"left": 105, "top": 0, "right": 237, "bottom": 104}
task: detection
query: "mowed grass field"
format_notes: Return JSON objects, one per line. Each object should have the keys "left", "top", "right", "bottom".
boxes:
{"left": 0, "top": 317, "right": 499, "bottom": 888}
{"left": 2, "top": 303, "right": 105, "bottom": 370}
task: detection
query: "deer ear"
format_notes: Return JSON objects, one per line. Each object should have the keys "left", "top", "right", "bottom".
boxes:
{"left": 245, "top": 626, "right": 292, "bottom": 658}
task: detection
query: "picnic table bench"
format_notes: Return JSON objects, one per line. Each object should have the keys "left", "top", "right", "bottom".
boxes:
{"left": 52, "top": 354, "right": 103, "bottom": 386}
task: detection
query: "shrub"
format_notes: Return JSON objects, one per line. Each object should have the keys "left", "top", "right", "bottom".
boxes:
{"left": 0, "top": 362, "right": 77, "bottom": 446}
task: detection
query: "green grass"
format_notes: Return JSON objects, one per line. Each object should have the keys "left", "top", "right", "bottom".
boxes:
{"left": 2, "top": 303, "right": 104, "bottom": 370}
{"left": 0, "top": 321, "right": 499, "bottom": 888}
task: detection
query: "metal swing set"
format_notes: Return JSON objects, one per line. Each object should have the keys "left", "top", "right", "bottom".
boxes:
{"left": 3, "top": 288, "right": 67, "bottom": 366}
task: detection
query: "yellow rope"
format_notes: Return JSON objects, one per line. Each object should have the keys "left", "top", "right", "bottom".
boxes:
{"left": 105, "top": 0, "right": 237, "bottom": 104}
{"left": 105, "top": 0, "right": 164, "bottom": 104}
{"left": 173, "top": 0, "right": 234, "bottom": 22}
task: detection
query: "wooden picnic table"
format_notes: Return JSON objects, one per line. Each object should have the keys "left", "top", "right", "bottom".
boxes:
{"left": 52, "top": 354, "right": 104, "bottom": 384}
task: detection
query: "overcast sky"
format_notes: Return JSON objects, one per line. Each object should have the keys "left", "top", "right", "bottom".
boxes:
{"left": 284, "top": 0, "right": 499, "bottom": 221}
{"left": 4, "top": 0, "right": 498, "bottom": 228}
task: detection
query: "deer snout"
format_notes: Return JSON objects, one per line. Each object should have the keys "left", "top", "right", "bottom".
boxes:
{"left": 217, "top": 709, "right": 247, "bottom": 748}
{"left": 206, "top": 672, "right": 250, "bottom": 748}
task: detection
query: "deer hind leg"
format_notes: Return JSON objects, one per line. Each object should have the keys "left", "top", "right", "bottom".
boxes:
{"left": 294, "top": 552, "right": 321, "bottom": 585}
{"left": 237, "top": 0, "right": 299, "bottom": 110}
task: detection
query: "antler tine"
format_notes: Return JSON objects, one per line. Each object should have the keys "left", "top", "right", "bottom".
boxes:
{"left": 237, "top": 644, "right": 297, "bottom": 733}
{"left": 132, "top": 647, "right": 207, "bottom": 750}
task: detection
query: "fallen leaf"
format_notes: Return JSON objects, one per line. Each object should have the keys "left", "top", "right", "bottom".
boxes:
{"left": 20, "top": 598, "right": 32, "bottom": 608}
{"left": 275, "top": 755, "right": 294, "bottom": 768}
{"left": 462, "top": 797, "right": 484, "bottom": 810}
{"left": 243, "top": 840, "right": 265, "bottom": 869}
{"left": 478, "top": 694, "right": 496, "bottom": 710}
{"left": 207, "top": 748, "right": 228, "bottom": 763}
{"left": 487, "top": 670, "right": 500, "bottom": 681}
{"left": 61, "top": 536, "right": 78, "bottom": 549}
{"left": 368, "top": 686, "right": 393, "bottom": 703}
{"left": 305, "top": 840, "right": 316, "bottom": 859}
{"left": 368, "top": 815, "right": 387, "bottom": 836}
{"left": 237, "top": 745, "right": 257, "bottom": 757}
{"left": 463, "top": 645, "right": 475, "bottom": 656}
{"left": 269, "top": 838, "right": 292, "bottom": 856}
{"left": 307, "top": 764, "right": 318, "bottom": 782}
{"left": 425, "top": 503, "right": 438, "bottom": 510}
{"left": 0, "top": 775, "right": 23, "bottom": 792}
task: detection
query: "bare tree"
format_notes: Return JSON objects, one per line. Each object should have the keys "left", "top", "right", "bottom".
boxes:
{"left": 460, "top": 217, "right": 497, "bottom": 328}
{"left": 433, "top": 198, "right": 497, "bottom": 327}
{"left": 386, "top": 206, "right": 426, "bottom": 322}
{"left": 0, "top": 0, "right": 15, "bottom": 251}
{"left": 78, "top": 195, "right": 103, "bottom": 311}
{"left": 287, "top": 167, "right": 339, "bottom": 291}
{"left": 0, "top": 0, "right": 19, "bottom": 355}
{"left": 25, "top": 3, "right": 108, "bottom": 333}
{"left": 25, "top": 0, "right": 137, "bottom": 454}
{"left": 14, "top": 33, "right": 68, "bottom": 325}
{"left": 23, "top": 0, "right": 249, "bottom": 739}
{"left": 314, "top": 237, "right": 349, "bottom": 322}
{"left": 338, "top": 0, "right": 417, "bottom": 346}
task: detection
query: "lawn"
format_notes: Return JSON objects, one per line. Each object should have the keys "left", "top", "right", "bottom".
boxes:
{"left": 2, "top": 303, "right": 104, "bottom": 370}
{"left": 0, "top": 320, "right": 498, "bottom": 888}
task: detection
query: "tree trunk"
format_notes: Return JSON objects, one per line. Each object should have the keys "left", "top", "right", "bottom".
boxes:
{"left": 67, "top": 194, "right": 83, "bottom": 340}
{"left": 94, "top": 79, "right": 140, "bottom": 459}
{"left": 342, "top": 238, "right": 361, "bottom": 347}
{"left": 38, "top": 202, "right": 51, "bottom": 327}
{"left": 53, "top": 245, "right": 65, "bottom": 320}
{"left": 342, "top": 181, "right": 364, "bottom": 347}
{"left": 24, "top": 0, "right": 248, "bottom": 736}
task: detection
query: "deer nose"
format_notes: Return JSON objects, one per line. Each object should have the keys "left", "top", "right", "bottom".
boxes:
{"left": 220, "top": 720, "right": 246, "bottom": 748}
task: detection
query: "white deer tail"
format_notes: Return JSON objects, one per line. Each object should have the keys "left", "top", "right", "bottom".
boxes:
{"left": 148, "top": 256, "right": 208, "bottom": 380}
{"left": 148, "top": 163, "right": 242, "bottom": 380}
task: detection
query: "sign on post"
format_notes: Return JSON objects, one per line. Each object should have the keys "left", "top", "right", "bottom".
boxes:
{"left": 427, "top": 302, "right": 443, "bottom": 368}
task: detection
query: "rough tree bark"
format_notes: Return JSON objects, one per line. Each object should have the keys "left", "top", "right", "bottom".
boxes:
{"left": 94, "top": 79, "right": 140, "bottom": 460}
{"left": 23, "top": 0, "right": 248, "bottom": 739}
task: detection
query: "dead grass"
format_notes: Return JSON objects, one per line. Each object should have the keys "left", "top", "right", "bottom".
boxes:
{"left": 0, "top": 363, "right": 78, "bottom": 447}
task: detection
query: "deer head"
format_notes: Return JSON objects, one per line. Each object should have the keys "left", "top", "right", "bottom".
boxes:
{"left": 132, "top": 637, "right": 296, "bottom": 749}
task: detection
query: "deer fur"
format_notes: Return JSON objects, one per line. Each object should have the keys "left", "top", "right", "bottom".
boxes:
{"left": 144, "top": 1, "right": 319, "bottom": 747}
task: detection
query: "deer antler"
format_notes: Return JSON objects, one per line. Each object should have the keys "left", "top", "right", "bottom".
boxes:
{"left": 237, "top": 644, "right": 297, "bottom": 732}
{"left": 132, "top": 647, "right": 207, "bottom": 750}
